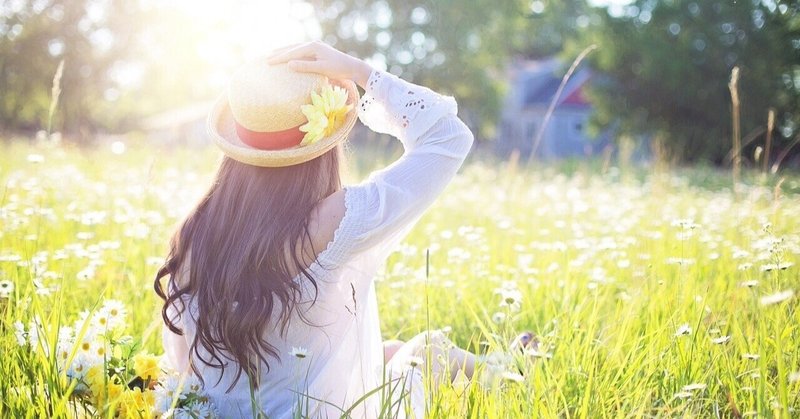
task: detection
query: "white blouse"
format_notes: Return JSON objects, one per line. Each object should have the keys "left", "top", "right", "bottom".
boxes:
{"left": 163, "top": 69, "right": 474, "bottom": 418}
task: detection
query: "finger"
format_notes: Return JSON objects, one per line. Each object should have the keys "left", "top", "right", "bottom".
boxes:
{"left": 267, "top": 42, "right": 318, "bottom": 64}
{"left": 266, "top": 43, "right": 303, "bottom": 59}
{"left": 287, "top": 59, "right": 327, "bottom": 75}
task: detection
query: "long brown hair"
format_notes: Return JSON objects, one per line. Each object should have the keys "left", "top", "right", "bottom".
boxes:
{"left": 154, "top": 147, "right": 342, "bottom": 391}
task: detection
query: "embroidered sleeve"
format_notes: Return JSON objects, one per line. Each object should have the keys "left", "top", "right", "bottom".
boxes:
{"left": 357, "top": 70, "right": 459, "bottom": 149}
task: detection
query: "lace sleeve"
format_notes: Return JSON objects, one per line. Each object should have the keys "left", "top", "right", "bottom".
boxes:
{"left": 357, "top": 70, "right": 459, "bottom": 148}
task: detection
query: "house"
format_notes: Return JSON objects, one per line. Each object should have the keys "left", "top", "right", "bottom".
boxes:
{"left": 496, "top": 57, "right": 612, "bottom": 159}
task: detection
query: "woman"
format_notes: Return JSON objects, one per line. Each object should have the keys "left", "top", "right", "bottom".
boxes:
{"left": 154, "top": 42, "right": 512, "bottom": 418}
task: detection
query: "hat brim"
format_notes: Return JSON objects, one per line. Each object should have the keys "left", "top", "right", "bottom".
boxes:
{"left": 207, "top": 79, "right": 359, "bottom": 168}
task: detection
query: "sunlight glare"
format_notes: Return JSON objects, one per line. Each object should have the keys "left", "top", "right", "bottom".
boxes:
{"left": 164, "top": 0, "right": 317, "bottom": 89}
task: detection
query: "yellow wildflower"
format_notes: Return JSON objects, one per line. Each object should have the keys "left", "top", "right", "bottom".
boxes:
{"left": 117, "top": 388, "right": 155, "bottom": 419}
{"left": 299, "top": 84, "right": 351, "bottom": 146}
{"left": 133, "top": 352, "right": 160, "bottom": 381}
{"left": 85, "top": 365, "right": 123, "bottom": 409}
{"left": 85, "top": 365, "right": 108, "bottom": 405}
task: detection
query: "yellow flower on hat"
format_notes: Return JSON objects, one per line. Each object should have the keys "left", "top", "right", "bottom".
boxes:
{"left": 299, "top": 84, "right": 352, "bottom": 146}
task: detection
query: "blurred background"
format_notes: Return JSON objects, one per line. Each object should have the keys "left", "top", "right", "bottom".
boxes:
{"left": 0, "top": 0, "right": 798, "bottom": 166}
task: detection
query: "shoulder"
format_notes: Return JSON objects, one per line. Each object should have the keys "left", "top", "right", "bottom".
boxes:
{"left": 302, "top": 188, "right": 347, "bottom": 262}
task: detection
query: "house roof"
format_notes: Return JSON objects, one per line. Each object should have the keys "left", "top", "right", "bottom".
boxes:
{"left": 509, "top": 57, "right": 592, "bottom": 110}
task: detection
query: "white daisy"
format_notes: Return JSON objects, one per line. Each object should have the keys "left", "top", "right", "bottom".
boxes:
{"left": 404, "top": 356, "right": 424, "bottom": 368}
{"left": 152, "top": 388, "right": 177, "bottom": 416}
{"left": 711, "top": 336, "right": 731, "bottom": 345}
{"left": 187, "top": 401, "right": 214, "bottom": 418}
{"left": 759, "top": 290, "right": 794, "bottom": 306}
{"left": 289, "top": 346, "right": 310, "bottom": 359}
{"left": 99, "top": 299, "right": 127, "bottom": 328}
{"left": 492, "top": 312, "right": 507, "bottom": 324}
{"left": 171, "top": 408, "right": 194, "bottom": 419}
{"left": 13, "top": 321, "right": 26, "bottom": 346}
{"left": 66, "top": 352, "right": 93, "bottom": 383}
{"left": 760, "top": 262, "right": 793, "bottom": 272}
{"left": 0, "top": 279, "right": 14, "bottom": 298}
{"left": 497, "top": 288, "right": 523, "bottom": 307}
{"left": 55, "top": 331, "right": 75, "bottom": 370}
{"left": 524, "top": 348, "right": 553, "bottom": 359}
{"left": 76, "top": 267, "right": 95, "bottom": 281}
{"left": 27, "top": 317, "right": 44, "bottom": 350}
{"left": 501, "top": 371, "right": 524, "bottom": 383}
{"left": 682, "top": 383, "right": 707, "bottom": 391}
{"left": 742, "top": 353, "right": 760, "bottom": 360}
{"left": 177, "top": 374, "right": 203, "bottom": 398}
{"left": 675, "top": 323, "right": 692, "bottom": 337}
{"left": 158, "top": 372, "right": 182, "bottom": 394}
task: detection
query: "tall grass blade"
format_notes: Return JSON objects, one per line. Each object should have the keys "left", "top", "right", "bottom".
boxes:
{"left": 47, "top": 59, "right": 65, "bottom": 137}
{"left": 770, "top": 133, "right": 800, "bottom": 174}
{"left": 764, "top": 108, "right": 775, "bottom": 173}
{"left": 528, "top": 44, "right": 598, "bottom": 162}
{"left": 728, "top": 66, "right": 741, "bottom": 195}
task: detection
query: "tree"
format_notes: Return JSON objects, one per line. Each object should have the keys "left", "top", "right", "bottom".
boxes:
{"left": 579, "top": 0, "right": 800, "bottom": 163}
{"left": 309, "top": 0, "right": 537, "bottom": 139}
{"left": 0, "top": 0, "right": 151, "bottom": 136}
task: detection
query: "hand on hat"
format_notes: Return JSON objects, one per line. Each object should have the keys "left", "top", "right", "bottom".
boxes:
{"left": 267, "top": 41, "right": 373, "bottom": 89}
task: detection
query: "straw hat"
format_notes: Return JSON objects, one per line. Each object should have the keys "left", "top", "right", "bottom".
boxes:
{"left": 207, "top": 61, "right": 359, "bottom": 167}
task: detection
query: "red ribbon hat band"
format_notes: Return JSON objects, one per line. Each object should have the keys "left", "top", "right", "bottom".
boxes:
{"left": 234, "top": 120, "right": 305, "bottom": 150}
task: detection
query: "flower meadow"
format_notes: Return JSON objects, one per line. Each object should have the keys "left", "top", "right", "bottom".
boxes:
{"left": 1, "top": 141, "right": 799, "bottom": 418}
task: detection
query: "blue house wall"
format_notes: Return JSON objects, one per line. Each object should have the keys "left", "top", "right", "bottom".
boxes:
{"left": 496, "top": 58, "right": 613, "bottom": 160}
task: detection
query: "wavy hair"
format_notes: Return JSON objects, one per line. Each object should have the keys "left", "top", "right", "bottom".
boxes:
{"left": 154, "top": 147, "right": 341, "bottom": 391}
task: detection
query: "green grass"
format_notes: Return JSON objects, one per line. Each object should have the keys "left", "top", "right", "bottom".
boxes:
{"left": 1, "top": 140, "right": 798, "bottom": 418}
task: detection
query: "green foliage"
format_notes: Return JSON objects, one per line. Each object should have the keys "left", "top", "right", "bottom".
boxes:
{"left": 2, "top": 0, "right": 799, "bottom": 165}
{"left": 309, "top": 0, "right": 541, "bottom": 139}
{"left": 0, "top": 0, "right": 149, "bottom": 134}
{"left": 1, "top": 141, "right": 799, "bottom": 417}
{"left": 0, "top": 1, "right": 231, "bottom": 138}
{"left": 578, "top": 0, "right": 800, "bottom": 163}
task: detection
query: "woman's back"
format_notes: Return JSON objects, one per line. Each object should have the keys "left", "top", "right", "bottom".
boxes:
{"left": 160, "top": 45, "right": 473, "bottom": 418}
{"left": 175, "top": 241, "right": 385, "bottom": 418}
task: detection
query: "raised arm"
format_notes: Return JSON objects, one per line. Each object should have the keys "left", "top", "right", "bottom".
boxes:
{"left": 269, "top": 42, "right": 474, "bottom": 265}
{"left": 335, "top": 69, "right": 474, "bottom": 258}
